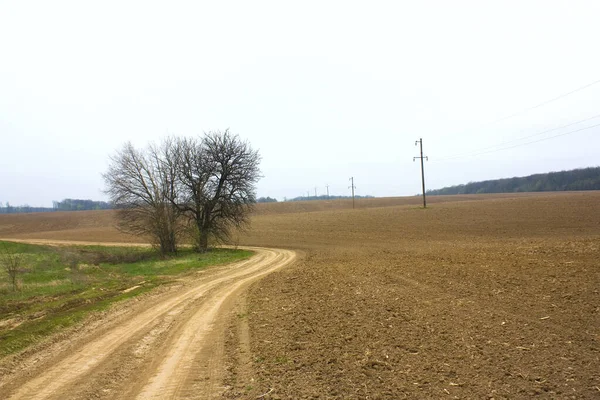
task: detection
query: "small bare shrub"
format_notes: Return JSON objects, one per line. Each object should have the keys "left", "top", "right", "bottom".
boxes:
{"left": 0, "top": 243, "right": 24, "bottom": 291}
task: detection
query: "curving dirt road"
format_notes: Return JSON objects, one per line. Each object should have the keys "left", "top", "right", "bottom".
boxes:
{"left": 0, "top": 242, "right": 296, "bottom": 400}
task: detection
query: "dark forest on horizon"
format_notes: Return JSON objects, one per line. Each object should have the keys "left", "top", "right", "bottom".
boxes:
{"left": 427, "top": 166, "right": 600, "bottom": 195}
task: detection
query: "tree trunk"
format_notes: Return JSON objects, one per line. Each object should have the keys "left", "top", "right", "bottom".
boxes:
{"left": 157, "top": 224, "right": 177, "bottom": 256}
{"left": 195, "top": 217, "right": 209, "bottom": 252}
{"left": 197, "top": 229, "right": 209, "bottom": 252}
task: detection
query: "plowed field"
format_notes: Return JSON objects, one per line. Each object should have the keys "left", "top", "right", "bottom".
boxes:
{"left": 1, "top": 192, "right": 599, "bottom": 399}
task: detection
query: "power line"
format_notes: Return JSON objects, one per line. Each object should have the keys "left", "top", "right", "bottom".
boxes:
{"left": 436, "top": 113, "right": 600, "bottom": 161}
{"left": 490, "top": 78, "right": 600, "bottom": 125}
{"left": 483, "top": 113, "right": 600, "bottom": 149}
{"left": 481, "top": 122, "right": 600, "bottom": 153}
{"left": 448, "top": 77, "right": 600, "bottom": 140}
{"left": 440, "top": 122, "right": 600, "bottom": 161}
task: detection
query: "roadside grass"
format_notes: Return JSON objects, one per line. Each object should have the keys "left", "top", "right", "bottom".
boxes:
{"left": 0, "top": 241, "right": 252, "bottom": 356}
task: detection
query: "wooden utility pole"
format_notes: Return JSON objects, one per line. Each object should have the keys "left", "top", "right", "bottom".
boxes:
{"left": 413, "top": 138, "right": 429, "bottom": 208}
{"left": 348, "top": 177, "right": 356, "bottom": 209}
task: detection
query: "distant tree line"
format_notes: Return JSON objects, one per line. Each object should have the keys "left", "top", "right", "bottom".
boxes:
{"left": 0, "top": 199, "right": 112, "bottom": 214}
{"left": 288, "top": 195, "right": 374, "bottom": 202}
{"left": 0, "top": 203, "right": 53, "bottom": 214}
{"left": 427, "top": 166, "right": 600, "bottom": 196}
{"left": 257, "top": 197, "right": 278, "bottom": 203}
{"left": 52, "top": 198, "right": 112, "bottom": 211}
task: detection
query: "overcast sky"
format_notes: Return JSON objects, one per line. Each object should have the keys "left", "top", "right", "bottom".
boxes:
{"left": 1, "top": 1, "right": 599, "bottom": 206}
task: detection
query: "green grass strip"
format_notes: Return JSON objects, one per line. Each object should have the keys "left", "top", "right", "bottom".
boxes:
{"left": 0, "top": 241, "right": 252, "bottom": 356}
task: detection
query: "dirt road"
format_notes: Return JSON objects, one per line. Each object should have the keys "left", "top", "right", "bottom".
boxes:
{"left": 0, "top": 242, "right": 296, "bottom": 400}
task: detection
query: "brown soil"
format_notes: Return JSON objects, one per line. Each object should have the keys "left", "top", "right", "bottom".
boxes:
{"left": 1, "top": 191, "right": 599, "bottom": 399}
{"left": 230, "top": 192, "right": 600, "bottom": 399}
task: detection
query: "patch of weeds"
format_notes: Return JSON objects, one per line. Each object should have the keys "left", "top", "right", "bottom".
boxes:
{"left": 0, "top": 284, "right": 155, "bottom": 357}
{"left": 274, "top": 355, "right": 290, "bottom": 364}
{"left": 58, "top": 246, "right": 158, "bottom": 267}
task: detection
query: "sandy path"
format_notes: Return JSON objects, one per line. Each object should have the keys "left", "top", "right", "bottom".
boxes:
{"left": 0, "top": 240, "right": 296, "bottom": 400}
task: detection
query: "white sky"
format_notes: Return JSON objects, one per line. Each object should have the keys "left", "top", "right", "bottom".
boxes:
{"left": 1, "top": 0, "right": 599, "bottom": 206}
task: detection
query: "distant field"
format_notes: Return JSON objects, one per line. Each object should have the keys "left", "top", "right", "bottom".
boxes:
{"left": 0, "top": 191, "right": 586, "bottom": 239}
{"left": 1, "top": 191, "right": 599, "bottom": 398}
{"left": 0, "top": 210, "right": 134, "bottom": 243}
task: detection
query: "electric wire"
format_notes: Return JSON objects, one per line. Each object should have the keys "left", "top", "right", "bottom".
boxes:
{"left": 436, "top": 122, "right": 600, "bottom": 161}
{"left": 435, "top": 113, "right": 600, "bottom": 161}
{"left": 489, "top": 78, "right": 600, "bottom": 124}
{"left": 446, "top": 77, "right": 600, "bottom": 142}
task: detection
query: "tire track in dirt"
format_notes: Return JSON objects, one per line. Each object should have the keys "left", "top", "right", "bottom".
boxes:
{"left": 0, "top": 241, "right": 296, "bottom": 400}
{"left": 135, "top": 249, "right": 291, "bottom": 400}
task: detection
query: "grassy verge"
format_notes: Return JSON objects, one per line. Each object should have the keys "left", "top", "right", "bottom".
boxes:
{"left": 0, "top": 241, "right": 252, "bottom": 356}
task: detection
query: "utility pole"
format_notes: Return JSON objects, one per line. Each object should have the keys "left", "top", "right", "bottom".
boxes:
{"left": 413, "top": 138, "right": 429, "bottom": 208}
{"left": 307, "top": 190, "right": 310, "bottom": 199}
{"left": 348, "top": 177, "right": 356, "bottom": 209}
{"left": 315, "top": 187, "right": 317, "bottom": 197}
{"left": 325, "top": 184, "right": 330, "bottom": 198}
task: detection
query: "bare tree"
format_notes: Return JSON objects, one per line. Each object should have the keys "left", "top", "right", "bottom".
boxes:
{"left": 104, "top": 131, "right": 260, "bottom": 253}
{"left": 103, "top": 140, "right": 181, "bottom": 255}
{"left": 173, "top": 130, "right": 261, "bottom": 251}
